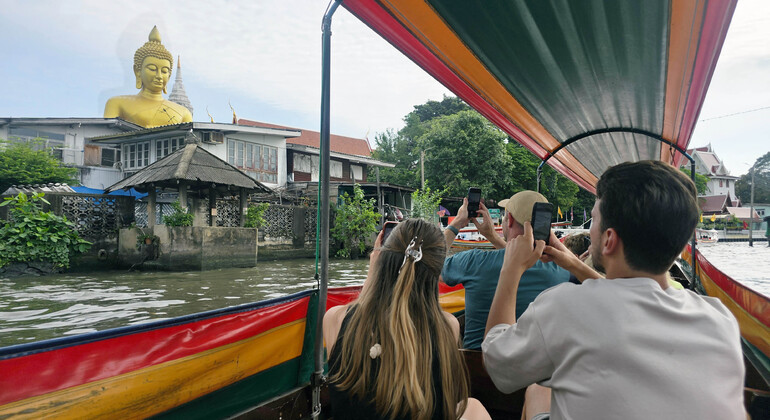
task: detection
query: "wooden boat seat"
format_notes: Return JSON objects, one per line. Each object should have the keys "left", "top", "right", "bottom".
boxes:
{"left": 462, "top": 349, "right": 525, "bottom": 419}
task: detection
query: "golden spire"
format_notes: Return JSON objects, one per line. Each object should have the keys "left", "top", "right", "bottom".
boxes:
{"left": 206, "top": 107, "right": 215, "bottom": 123}
{"left": 229, "top": 100, "right": 238, "bottom": 124}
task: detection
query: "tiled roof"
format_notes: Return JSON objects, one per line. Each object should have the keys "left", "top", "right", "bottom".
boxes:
{"left": 237, "top": 119, "right": 372, "bottom": 157}
{"left": 726, "top": 207, "right": 761, "bottom": 221}
{"left": 700, "top": 195, "right": 732, "bottom": 213}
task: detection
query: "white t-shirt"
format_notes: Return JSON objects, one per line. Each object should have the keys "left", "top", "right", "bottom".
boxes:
{"left": 482, "top": 277, "right": 744, "bottom": 420}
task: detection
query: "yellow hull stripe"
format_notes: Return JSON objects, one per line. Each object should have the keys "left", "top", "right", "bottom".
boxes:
{"left": 699, "top": 271, "right": 770, "bottom": 357}
{"left": 440, "top": 288, "right": 466, "bottom": 314}
{"left": 0, "top": 319, "right": 306, "bottom": 420}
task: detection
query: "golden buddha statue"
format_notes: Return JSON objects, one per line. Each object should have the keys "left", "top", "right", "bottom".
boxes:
{"left": 104, "top": 26, "right": 193, "bottom": 128}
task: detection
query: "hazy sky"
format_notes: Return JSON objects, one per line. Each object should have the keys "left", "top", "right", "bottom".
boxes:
{"left": 1, "top": 0, "right": 767, "bottom": 176}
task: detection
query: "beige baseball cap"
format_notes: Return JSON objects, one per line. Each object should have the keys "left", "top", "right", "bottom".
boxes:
{"left": 498, "top": 191, "right": 548, "bottom": 223}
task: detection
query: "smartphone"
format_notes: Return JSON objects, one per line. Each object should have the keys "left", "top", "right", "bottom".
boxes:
{"left": 382, "top": 221, "right": 398, "bottom": 243}
{"left": 467, "top": 187, "right": 481, "bottom": 218}
{"left": 531, "top": 202, "right": 553, "bottom": 243}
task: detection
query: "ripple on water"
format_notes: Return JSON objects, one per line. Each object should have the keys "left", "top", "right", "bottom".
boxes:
{"left": 696, "top": 242, "right": 770, "bottom": 298}
{"left": 0, "top": 259, "right": 370, "bottom": 346}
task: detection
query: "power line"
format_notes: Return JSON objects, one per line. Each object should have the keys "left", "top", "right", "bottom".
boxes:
{"left": 699, "top": 105, "right": 770, "bottom": 122}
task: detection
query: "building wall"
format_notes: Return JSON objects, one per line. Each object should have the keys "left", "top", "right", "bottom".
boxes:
{"left": 290, "top": 151, "right": 368, "bottom": 184}
{"left": 706, "top": 176, "right": 736, "bottom": 198}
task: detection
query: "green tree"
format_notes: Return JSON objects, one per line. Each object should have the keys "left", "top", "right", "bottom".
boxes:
{"left": 162, "top": 201, "right": 194, "bottom": 226}
{"left": 332, "top": 184, "right": 379, "bottom": 259}
{"left": 0, "top": 193, "right": 91, "bottom": 268}
{"left": 244, "top": 203, "right": 270, "bottom": 229}
{"left": 680, "top": 168, "right": 709, "bottom": 195}
{"left": 0, "top": 140, "right": 78, "bottom": 193}
{"left": 420, "top": 110, "right": 514, "bottom": 199}
{"left": 735, "top": 151, "right": 770, "bottom": 204}
{"left": 411, "top": 186, "right": 445, "bottom": 223}
{"left": 369, "top": 96, "right": 471, "bottom": 188}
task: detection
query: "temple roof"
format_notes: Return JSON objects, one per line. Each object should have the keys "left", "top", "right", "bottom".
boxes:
{"left": 169, "top": 56, "right": 193, "bottom": 116}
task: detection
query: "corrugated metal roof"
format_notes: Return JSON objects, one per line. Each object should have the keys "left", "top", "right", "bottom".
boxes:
{"left": 106, "top": 143, "right": 271, "bottom": 194}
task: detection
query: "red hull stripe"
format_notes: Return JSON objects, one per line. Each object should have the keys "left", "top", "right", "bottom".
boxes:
{"left": 689, "top": 245, "right": 770, "bottom": 328}
{"left": 0, "top": 294, "right": 311, "bottom": 406}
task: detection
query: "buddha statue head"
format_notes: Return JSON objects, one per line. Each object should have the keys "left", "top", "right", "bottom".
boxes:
{"left": 133, "top": 26, "right": 174, "bottom": 94}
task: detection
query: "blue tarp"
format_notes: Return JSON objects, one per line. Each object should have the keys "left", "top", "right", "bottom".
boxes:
{"left": 71, "top": 186, "right": 147, "bottom": 199}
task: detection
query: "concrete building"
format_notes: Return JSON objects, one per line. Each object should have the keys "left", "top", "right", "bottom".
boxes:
{"left": 683, "top": 144, "right": 739, "bottom": 198}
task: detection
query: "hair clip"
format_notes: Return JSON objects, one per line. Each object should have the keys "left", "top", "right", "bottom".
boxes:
{"left": 403, "top": 237, "right": 423, "bottom": 263}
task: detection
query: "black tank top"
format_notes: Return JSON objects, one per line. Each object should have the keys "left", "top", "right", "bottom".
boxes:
{"left": 328, "top": 307, "right": 447, "bottom": 420}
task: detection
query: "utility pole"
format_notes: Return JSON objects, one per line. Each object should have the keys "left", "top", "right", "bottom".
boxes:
{"left": 420, "top": 149, "right": 425, "bottom": 189}
{"left": 750, "top": 165, "right": 755, "bottom": 247}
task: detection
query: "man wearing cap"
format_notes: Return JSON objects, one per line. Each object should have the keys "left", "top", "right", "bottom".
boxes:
{"left": 442, "top": 191, "right": 570, "bottom": 350}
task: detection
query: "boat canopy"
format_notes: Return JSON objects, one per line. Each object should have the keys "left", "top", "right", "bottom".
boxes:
{"left": 341, "top": 0, "right": 736, "bottom": 192}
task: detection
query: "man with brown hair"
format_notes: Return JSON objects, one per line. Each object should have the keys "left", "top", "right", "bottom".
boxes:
{"left": 483, "top": 161, "right": 744, "bottom": 419}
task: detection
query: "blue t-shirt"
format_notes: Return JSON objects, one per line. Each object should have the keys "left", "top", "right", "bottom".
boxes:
{"left": 442, "top": 248, "right": 570, "bottom": 349}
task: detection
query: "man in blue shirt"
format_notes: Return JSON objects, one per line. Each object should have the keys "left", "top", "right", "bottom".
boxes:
{"left": 442, "top": 191, "right": 570, "bottom": 349}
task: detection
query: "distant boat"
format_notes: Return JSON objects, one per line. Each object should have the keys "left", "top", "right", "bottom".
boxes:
{"left": 696, "top": 228, "right": 719, "bottom": 244}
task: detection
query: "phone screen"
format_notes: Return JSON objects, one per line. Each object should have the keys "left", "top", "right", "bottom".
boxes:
{"left": 531, "top": 203, "right": 553, "bottom": 242}
{"left": 467, "top": 188, "right": 481, "bottom": 217}
{"left": 382, "top": 222, "right": 397, "bottom": 242}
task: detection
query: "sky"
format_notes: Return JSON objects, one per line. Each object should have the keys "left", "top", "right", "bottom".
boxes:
{"left": 0, "top": 0, "right": 768, "bottom": 177}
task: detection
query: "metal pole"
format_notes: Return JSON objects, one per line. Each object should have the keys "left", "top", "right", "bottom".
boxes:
{"left": 313, "top": 2, "right": 340, "bottom": 418}
{"left": 749, "top": 166, "right": 755, "bottom": 247}
{"left": 690, "top": 159, "right": 697, "bottom": 289}
{"left": 376, "top": 167, "right": 383, "bottom": 225}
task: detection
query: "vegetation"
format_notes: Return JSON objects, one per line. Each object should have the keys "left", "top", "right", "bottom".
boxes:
{"left": 0, "top": 139, "right": 79, "bottom": 193}
{"left": 244, "top": 202, "right": 270, "bottom": 229}
{"left": 332, "top": 184, "right": 379, "bottom": 259}
{"left": 698, "top": 215, "right": 743, "bottom": 231}
{"left": 411, "top": 186, "right": 445, "bottom": 223}
{"left": 162, "top": 201, "right": 194, "bottom": 227}
{"left": 368, "top": 96, "right": 585, "bottom": 217}
{"left": 680, "top": 168, "right": 709, "bottom": 195}
{"left": 736, "top": 151, "right": 770, "bottom": 204}
{"left": 0, "top": 193, "right": 91, "bottom": 268}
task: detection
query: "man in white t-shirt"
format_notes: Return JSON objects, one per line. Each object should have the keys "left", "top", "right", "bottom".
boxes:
{"left": 482, "top": 160, "right": 745, "bottom": 420}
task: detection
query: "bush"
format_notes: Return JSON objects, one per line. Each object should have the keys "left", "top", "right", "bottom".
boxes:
{"left": 411, "top": 186, "right": 445, "bottom": 223}
{"left": 0, "top": 192, "right": 91, "bottom": 268}
{"left": 162, "top": 201, "right": 194, "bottom": 227}
{"left": 245, "top": 202, "right": 270, "bottom": 228}
{"left": 0, "top": 139, "right": 79, "bottom": 193}
{"left": 332, "top": 184, "right": 379, "bottom": 259}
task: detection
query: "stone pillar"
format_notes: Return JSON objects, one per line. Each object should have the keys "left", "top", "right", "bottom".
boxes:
{"left": 239, "top": 189, "right": 248, "bottom": 227}
{"left": 178, "top": 181, "right": 188, "bottom": 211}
{"left": 209, "top": 187, "right": 217, "bottom": 227}
{"left": 293, "top": 206, "right": 306, "bottom": 248}
{"left": 148, "top": 188, "right": 157, "bottom": 227}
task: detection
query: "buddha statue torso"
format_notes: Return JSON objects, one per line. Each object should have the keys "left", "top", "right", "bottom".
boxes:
{"left": 104, "top": 26, "right": 192, "bottom": 128}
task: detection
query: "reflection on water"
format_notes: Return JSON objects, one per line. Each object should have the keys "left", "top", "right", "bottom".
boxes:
{"left": 696, "top": 242, "right": 770, "bottom": 297}
{"left": 0, "top": 259, "right": 369, "bottom": 347}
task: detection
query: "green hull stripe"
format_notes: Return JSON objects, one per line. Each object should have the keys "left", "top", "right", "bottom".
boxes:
{"left": 151, "top": 357, "right": 303, "bottom": 419}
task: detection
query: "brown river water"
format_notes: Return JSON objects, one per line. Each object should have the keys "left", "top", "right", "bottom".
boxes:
{"left": 1, "top": 242, "right": 768, "bottom": 348}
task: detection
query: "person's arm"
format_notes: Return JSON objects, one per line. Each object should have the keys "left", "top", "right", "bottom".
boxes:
{"left": 444, "top": 198, "right": 470, "bottom": 252}
{"left": 485, "top": 222, "right": 546, "bottom": 336}
{"left": 473, "top": 201, "right": 506, "bottom": 249}
{"left": 323, "top": 304, "right": 348, "bottom": 354}
{"left": 540, "top": 231, "right": 602, "bottom": 282}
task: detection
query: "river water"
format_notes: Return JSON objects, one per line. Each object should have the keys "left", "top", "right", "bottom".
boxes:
{"left": 1, "top": 243, "right": 768, "bottom": 348}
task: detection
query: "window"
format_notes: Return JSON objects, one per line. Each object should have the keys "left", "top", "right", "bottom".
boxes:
{"left": 122, "top": 142, "right": 150, "bottom": 169}
{"left": 719, "top": 179, "right": 723, "bottom": 188}
{"left": 330, "top": 160, "right": 343, "bottom": 178}
{"left": 351, "top": 164, "right": 363, "bottom": 181}
{"left": 101, "top": 148, "right": 120, "bottom": 167}
{"left": 155, "top": 137, "right": 183, "bottom": 160}
{"left": 227, "top": 139, "right": 279, "bottom": 183}
{"left": 8, "top": 127, "right": 66, "bottom": 160}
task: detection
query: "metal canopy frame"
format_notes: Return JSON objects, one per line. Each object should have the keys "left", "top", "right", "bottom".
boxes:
{"left": 535, "top": 127, "right": 699, "bottom": 290}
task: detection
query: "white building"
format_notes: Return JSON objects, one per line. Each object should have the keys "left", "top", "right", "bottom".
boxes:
{"left": 683, "top": 144, "right": 739, "bottom": 198}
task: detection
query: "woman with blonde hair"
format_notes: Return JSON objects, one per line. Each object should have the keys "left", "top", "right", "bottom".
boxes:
{"left": 324, "top": 218, "right": 490, "bottom": 420}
